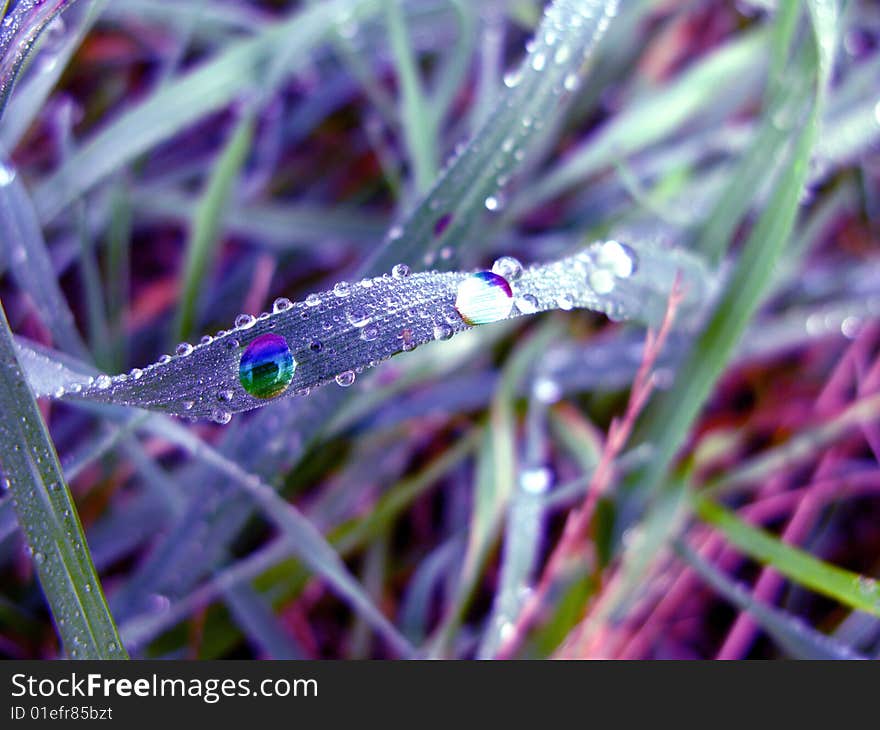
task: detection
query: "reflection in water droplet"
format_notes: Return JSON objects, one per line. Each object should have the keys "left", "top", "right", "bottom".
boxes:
{"left": 235, "top": 313, "right": 256, "bottom": 330}
{"left": 455, "top": 271, "right": 514, "bottom": 325}
{"left": 175, "top": 342, "right": 193, "bottom": 357}
{"left": 273, "top": 297, "right": 293, "bottom": 313}
{"left": 335, "top": 370, "right": 356, "bottom": 387}
{"left": 239, "top": 333, "right": 296, "bottom": 399}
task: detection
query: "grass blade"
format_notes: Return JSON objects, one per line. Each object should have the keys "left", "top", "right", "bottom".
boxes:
{"left": 0, "top": 301, "right": 125, "bottom": 658}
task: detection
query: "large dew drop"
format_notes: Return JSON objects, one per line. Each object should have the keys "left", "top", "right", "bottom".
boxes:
{"left": 239, "top": 333, "right": 296, "bottom": 399}
{"left": 455, "top": 271, "right": 514, "bottom": 325}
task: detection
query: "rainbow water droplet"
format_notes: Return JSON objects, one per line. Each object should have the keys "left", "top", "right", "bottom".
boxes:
{"left": 454, "top": 271, "right": 514, "bottom": 325}
{"left": 238, "top": 333, "right": 295, "bottom": 399}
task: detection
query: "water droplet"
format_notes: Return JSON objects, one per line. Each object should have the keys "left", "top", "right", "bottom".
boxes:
{"left": 533, "top": 376, "right": 562, "bottom": 403}
{"left": 520, "top": 466, "right": 553, "bottom": 495}
{"left": 273, "top": 297, "right": 293, "bottom": 313}
{"left": 175, "top": 342, "right": 193, "bottom": 357}
{"left": 556, "top": 293, "right": 574, "bottom": 311}
{"left": 305, "top": 293, "right": 322, "bottom": 307}
{"left": 309, "top": 341, "right": 323, "bottom": 352}
{"left": 503, "top": 69, "right": 521, "bottom": 88}
{"left": 235, "top": 313, "right": 256, "bottom": 330}
{"left": 563, "top": 72, "right": 580, "bottom": 92}
{"left": 239, "top": 333, "right": 296, "bottom": 399}
{"left": 392, "top": 263, "right": 411, "bottom": 279}
{"left": 95, "top": 374, "right": 112, "bottom": 390}
{"left": 841, "top": 316, "right": 861, "bottom": 339}
{"left": 531, "top": 52, "right": 546, "bottom": 71}
{"left": 217, "top": 390, "right": 233, "bottom": 402}
{"left": 361, "top": 324, "right": 379, "bottom": 341}
{"left": 333, "top": 281, "right": 351, "bottom": 298}
{"left": 211, "top": 409, "right": 232, "bottom": 424}
{"left": 484, "top": 195, "right": 501, "bottom": 211}
{"left": 455, "top": 271, "right": 514, "bottom": 325}
{"left": 335, "top": 370, "right": 356, "bottom": 387}
{"left": 491, "top": 256, "right": 523, "bottom": 281}
{"left": 597, "top": 240, "right": 638, "bottom": 278}
{"left": 587, "top": 269, "right": 615, "bottom": 295}
{"left": 34, "top": 551, "right": 45, "bottom": 564}
{"left": 0, "top": 161, "right": 16, "bottom": 186}
{"left": 345, "top": 306, "right": 370, "bottom": 328}
{"left": 200, "top": 335, "right": 214, "bottom": 345}
{"left": 515, "top": 294, "right": 539, "bottom": 314}
{"left": 554, "top": 45, "right": 571, "bottom": 64}
{"left": 433, "top": 323, "right": 453, "bottom": 341}
{"left": 182, "top": 401, "right": 194, "bottom": 411}
{"left": 388, "top": 224, "right": 403, "bottom": 240}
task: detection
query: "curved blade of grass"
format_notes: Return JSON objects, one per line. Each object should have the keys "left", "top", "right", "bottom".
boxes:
{"left": 674, "top": 539, "right": 866, "bottom": 660}
{"left": 53, "top": 241, "right": 706, "bottom": 420}
{"left": 0, "top": 300, "right": 125, "bottom": 659}
{"left": 693, "top": 495, "right": 880, "bottom": 618}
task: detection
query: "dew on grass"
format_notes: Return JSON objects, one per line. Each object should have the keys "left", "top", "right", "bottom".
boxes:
{"left": 238, "top": 333, "right": 295, "bottom": 400}
{"left": 455, "top": 272, "right": 514, "bottom": 325}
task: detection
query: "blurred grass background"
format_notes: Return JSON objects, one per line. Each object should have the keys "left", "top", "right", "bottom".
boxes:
{"left": 0, "top": 0, "right": 879, "bottom": 659}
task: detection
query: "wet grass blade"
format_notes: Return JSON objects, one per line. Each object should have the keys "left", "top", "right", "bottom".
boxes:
{"left": 0, "top": 301, "right": 125, "bottom": 658}
{"left": 693, "top": 496, "right": 880, "bottom": 618}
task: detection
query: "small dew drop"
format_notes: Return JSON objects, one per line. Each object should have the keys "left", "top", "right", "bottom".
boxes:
{"left": 533, "top": 376, "right": 562, "bottom": 404}
{"left": 587, "top": 269, "right": 615, "bottom": 295}
{"left": 182, "top": 401, "right": 194, "bottom": 411}
{"left": 0, "top": 161, "right": 16, "bottom": 186}
{"left": 217, "top": 390, "right": 233, "bottom": 402}
{"left": 484, "top": 195, "right": 503, "bottom": 212}
{"left": 200, "top": 335, "right": 214, "bottom": 345}
{"left": 211, "top": 409, "right": 232, "bottom": 424}
{"left": 305, "top": 293, "right": 322, "bottom": 307}
{"left": 491, "top": 255, "right": 523, "bottom": 281}
{"left": 531, "top": 52, "right": 546, "bottom": 71}
{"left": 554, "top": 45, "right": 571, "bottom": 64}
{"left": 563, "top": 72, "right": 580, "bottom": 92}
{"left": 333, "top": 281, "right": 351, "bottom": 298}
{"left": 597, "top": 240, "right": 638, "bottom": 278}
{"left": 515, "top": 294, "right": 539, "bottom": 314}
{"left": 392, "top": 263, "right": 411, "bottom": 279}
{"left": 273, "top": 297, "right": 293, "bottom": 313}
{"left": 433, "top": 323, "right": 453, "bottom": 341}
{"left": 335, "top": 370, "right": 356, "bottom": 387}
{"left": 95, "top": 374, "right": 112, "bottom": 390}
{"left": 175, "top": 342, "right": 193, "bottom": 357}
{"left": 520, "top": 467, "right": 553, "bottom": 495}
{"left": 235, "top": 313, "right": 256, "bottom": 330}
{"left": 361, "top": 324, "right": 380, "bottom": 342}
{"left": 503, "top": 70, "right": 521, "bottom": 88}
{"left": 345, "top": 306, "right": 371, "bottom": 328}
{"left": 556, "top": 293, "right": 574, "bottom": 311}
